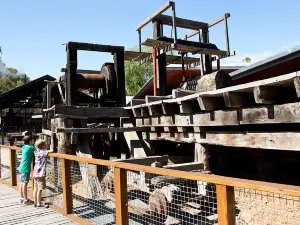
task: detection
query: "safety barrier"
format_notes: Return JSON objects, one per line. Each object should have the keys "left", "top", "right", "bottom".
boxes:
{"left": 1, "top": 145, "right": 300, "bottom": 225}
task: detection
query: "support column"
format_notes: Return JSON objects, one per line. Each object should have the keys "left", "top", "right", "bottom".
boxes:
{"left": 66, "top": 45, "right": 78, "bottom": 106}
{"left": 201, "top": 28, "right": 212, "bottom": 74}
{"left": 114, "top": 51, "right": 126, "bottom": 106}
{"left": 153, "top": 21, "right": 167, "bottom": 96}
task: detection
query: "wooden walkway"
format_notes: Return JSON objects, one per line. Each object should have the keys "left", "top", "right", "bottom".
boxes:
{"left": 0, "top": 183, "right": 78, "bottom": 225}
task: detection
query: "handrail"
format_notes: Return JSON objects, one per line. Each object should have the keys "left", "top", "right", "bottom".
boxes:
{"left": 3, "top": 145, "right": 300, "bottom": 198}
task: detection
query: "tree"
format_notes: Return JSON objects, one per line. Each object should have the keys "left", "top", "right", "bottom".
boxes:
{"left": 242, "top": 57, "right": 252, "bottom": 63}
{"left": 125, "top": 46, "right": 153, "bottom": 96}
{"left": 124, "top": 45, "right": 180, "bottom": 96}
{"left": 0, "top": 46, "right": 30, "bottom": 93}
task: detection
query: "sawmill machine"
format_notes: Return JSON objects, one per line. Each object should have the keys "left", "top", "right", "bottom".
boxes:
{"left": 41, "top": 1, "right": 234, "bottom": 223}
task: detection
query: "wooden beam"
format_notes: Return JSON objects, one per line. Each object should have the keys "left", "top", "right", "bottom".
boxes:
{"left": 223, "top": 92, "right": 254, "bottom": 108}
{"left": 50, "top": 105, "right": 130, "bottom": 118}
{"left": 57, "top": 127, "right": 149, "bottom": 133}
{"left": 197, "top": 96, "right": 225, "bottom": 110}
{"left": 114, "top": 155, "right": 168, "bottom": 166}
{"left": 216, "top": 185, "right": 235, "bottom": 225}
{"left": 114, "top": 167, "right": 129, "bottom": 225}
{"left": 9, "top": 149, "right": 17, "bottom": 186}
{"left": 156, "top": 14, "right": 208, "bottom": 30}
{"left": 67, "top": 41, "right": 124, "bottom": 53}
{"left": 61, "top": 158, "right": 72, "bottom": 214}
{"left": 253, "top": 86, "right": 297, "bottom": 104}
{"left": 130, "top": 99, "right": 145, "bottom": 106}
{"left": 145, "top": 95, "right": 171, "bottom": 103}
{"left": 136, "top": 1, "right": 173, "bottom": 31}
{"left": 163, "top": 162, "right": 204, "bottom": 171}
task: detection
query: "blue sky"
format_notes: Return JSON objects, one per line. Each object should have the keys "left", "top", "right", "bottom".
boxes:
{"left": 1, "top": 0, "right": 300, "bottom": 79}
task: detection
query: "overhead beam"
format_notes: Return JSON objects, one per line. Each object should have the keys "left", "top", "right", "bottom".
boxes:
{"left": 156, "top": 14, "right": 208, "bottom": 30}
{"left": 185, "top": 13, "right": 230, "bottom": 39}
{"left": 66, "top": 42, "right": 124, "bottom": 53}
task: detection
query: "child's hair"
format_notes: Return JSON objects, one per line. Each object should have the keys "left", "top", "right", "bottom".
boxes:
{"left": 35, "top": 139, "right": 46, "bottom": 150}
{"left": 22, "top": 135, "right": 34, "bottom": 145}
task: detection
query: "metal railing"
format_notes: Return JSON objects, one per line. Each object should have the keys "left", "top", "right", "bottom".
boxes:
{"left": 1, "top": 145, "right": 300, "bottom": 225}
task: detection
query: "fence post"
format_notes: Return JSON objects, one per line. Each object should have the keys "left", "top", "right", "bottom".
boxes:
{"left": 114, "top": 167, "right": 128, "bottom": 225}
{"left": 216, "top": 184, "right": 235, "bottom": 225}
{"left": 61, "top": 158, "right": 72, "bottom": 214}
{"left": 10, "top": 149, "right": 17, "bottom": 186}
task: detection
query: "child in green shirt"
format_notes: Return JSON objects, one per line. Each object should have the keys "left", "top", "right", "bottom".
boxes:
{"left": 18, "top": 135, "right": 35, "bottom": 205}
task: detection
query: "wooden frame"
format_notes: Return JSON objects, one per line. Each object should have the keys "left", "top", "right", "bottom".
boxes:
{"left": 2, "top": 145, "right": 300, "bottom": 225}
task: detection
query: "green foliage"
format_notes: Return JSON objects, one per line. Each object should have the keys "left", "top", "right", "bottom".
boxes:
{"left": 0, "top": 47, "right": 30, "bottom": 93}
{"left": 124, "top": 45, "right": 180, "bottom": 96}
{"left": 125, "top": 46, "right": 153, "bottom": 96}
{"left": 242, "top": 57, "right": 252, "bottom": 63}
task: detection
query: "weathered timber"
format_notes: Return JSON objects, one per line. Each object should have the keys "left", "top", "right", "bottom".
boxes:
{"left": 240, "top": 102, "right": 300, "bottom": 124}
{"left": 122, "top": 123, "right": 150, "bottom": 157}
{"left": 145, "top": 95, "right": 172, "bottom": 103}
{"left": 196, "top": 71, "right": 232, "bottom": 92}
{"left": 113, "top": 155, "right": 168, "bottom": 166}
{"left": 56, "top": 127, "right": 149, "bottom": 133}
{"left": 136, "top": 102, "right": 300, "bottom": 127}
{"left": 197, "top": 96, "right": 225, "bottom": 110}
{"left": 194, "top": 143, "right": 209, "bottom": 170}
{"left": 253, "top": 86, "right": 297, "bottom": 104}
{"left": 163, "top": 162, "right": 204, "bottom": 171}
{"left": 172, "top": 89, "right": 197, "bottom": 98}
{"left": 126, "top": 71, "right": 300, "bottom": 114}
{"left": 223, "top": 92, "right": 254, "bottom": 108}
{"left": 45, "top": 105, "right": 130, "bottom": 118}
{"left": 143, "top": 131, "right": 300, "bottom": 151}
{"left": 130, "top": 99, "right": 145, "bottom": 106}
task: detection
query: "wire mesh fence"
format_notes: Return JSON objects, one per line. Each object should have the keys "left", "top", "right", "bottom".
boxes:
{"left": 126, "top": 170, "right": 217, "bottom": 225}
{"left": 44, "top": 157, "right": 63, "bottom": 208}
{"left": 235, "top": 188, "right": 300, "bottom": 225}
{"left": 2, "top": 145, "right": 300, "bottom": 225}
{"left": 0, "top": 147, "right": 11, "bottom": 183}
{"left": 70, "top": 161, "right": 116, "bottom": 225}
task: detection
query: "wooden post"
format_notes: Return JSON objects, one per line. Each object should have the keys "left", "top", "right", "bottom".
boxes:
{"left": 61, "top": 158, "right": 72, "bottom": 214}
{"left": 216, "top": 185, "right": 235, "bottom": 225}
{"left": 46, "top": 82, "right": 52, "bottom": 109}
{"left": 114, "top": 167, "right": 128, "bottom": 225}
{"left": 9, "top": 149, "right": 17, "bottom": 186}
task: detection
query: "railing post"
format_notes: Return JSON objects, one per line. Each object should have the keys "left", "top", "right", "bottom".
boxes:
{"left": 114, "top": 167, "right": 128, "bottom": 225}
{"left": 9, "top": 149, "right": 17, "bottom": 186}
{"left": 61, "top": 158, "right": 72, "bottom": 214}
{"left": 216, "top": 184, "right": 236, "bottom": 225}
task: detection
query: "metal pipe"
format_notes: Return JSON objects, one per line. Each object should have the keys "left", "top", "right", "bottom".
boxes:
{"left": 171, "top": 2, "right": 177, "bottom": 45}
{"left": 138, "top": 30, "right": 142, "bottom": 52}
{"left": 136, "top": 1, "right": 173, "bottom": 31}
{"left": 152, "top": 48, "right": 157, "bottom": 96}
{"left": 224, "top": 13, "right": 230, "bottom": 56}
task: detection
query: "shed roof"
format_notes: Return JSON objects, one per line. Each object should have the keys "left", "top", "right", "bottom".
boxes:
{"left": 0, "top": 75, "right": 55, "bottom": 109}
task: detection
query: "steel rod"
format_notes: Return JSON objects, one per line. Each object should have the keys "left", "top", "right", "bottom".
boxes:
{"left": 171, "top": 2, "right": 177, "bottom": 45}
{"left": 224, "top": 13, "right": 230, "bottom": 55}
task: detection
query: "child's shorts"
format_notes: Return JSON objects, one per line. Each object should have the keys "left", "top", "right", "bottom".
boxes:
{"left": 34, "top": 177, "right": 46, "bottom": 191}
{"left": 20, "top": 173, "right": 30, "bottom": 184}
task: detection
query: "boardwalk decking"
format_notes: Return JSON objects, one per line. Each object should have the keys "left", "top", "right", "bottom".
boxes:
{"left": 0, "top": 183, "right": 78, "bottom": 225}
